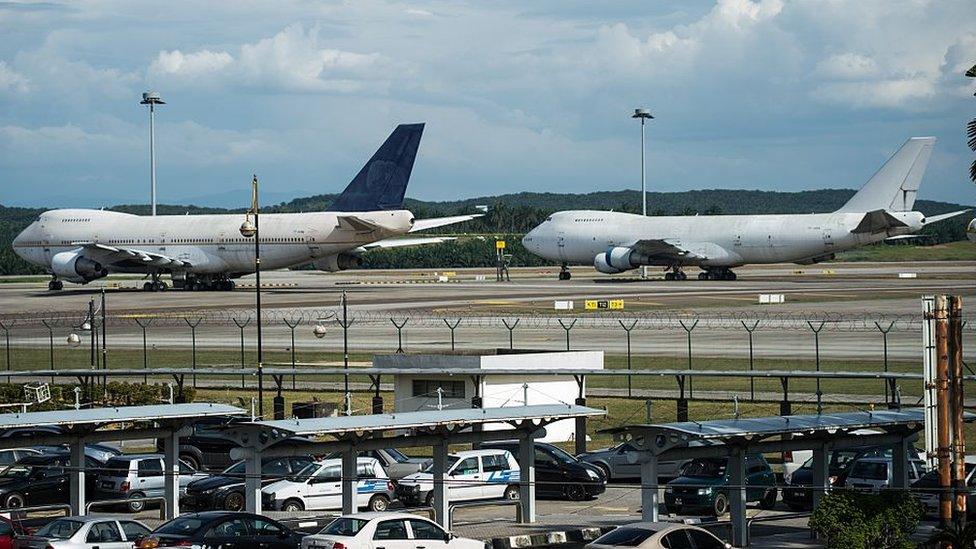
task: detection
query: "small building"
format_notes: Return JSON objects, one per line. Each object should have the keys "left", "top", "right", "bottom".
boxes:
{"left": 374, "top": 349, "right": 603, "bottom": 442}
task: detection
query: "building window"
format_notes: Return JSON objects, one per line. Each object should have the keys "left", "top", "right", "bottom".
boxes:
{"left": 412, "top": 379, "right": 464, "bottom": 399}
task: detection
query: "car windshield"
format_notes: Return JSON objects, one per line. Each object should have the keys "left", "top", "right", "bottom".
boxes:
{"left": 156, "top": 517, "right": 204, "bottom": 536}
{"left": 319, "top": 517, "right": 369, "bottom": 536}
{"left": 289, "top": 462, "right": 321, "bottom": 482}
{"left": 386, "top": 448, "right": 412, "bottom": 463}
{"left": 683, "top": 459, "right": 727, "bottom": 478}
{"left": 546, "top": 445, "right": 579, "bottom": 464}
{"left": 592, "top": 527, "right": 656, "bottom": 547}
{"left": 35, "top": 519, "right": 83, "bottom": 540}
{"left": 103, "top": 458, "right": 132, "bottom": 476}
{"left": 222, "top": 461, "right": 246, "bottom": 475}
{"left": 850, "top": 461, "right": 887, "bottom": 480}
{"left": 424, "top": 456, "right": 459, "bottom": 473}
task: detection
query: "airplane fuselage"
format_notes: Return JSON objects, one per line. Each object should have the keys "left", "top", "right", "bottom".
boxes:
{"left": 13, "top": 208, "right": 414, "bottom": 278}
{"left": 523, "top": 209, "right": 925, "bottom": 268}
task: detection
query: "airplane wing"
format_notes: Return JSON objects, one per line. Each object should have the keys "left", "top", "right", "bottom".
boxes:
{"left": 409, "top": 214, "right": 483, "bottom": 232}
{"left": 71, "top": 242, "right": 190, "bottom": 268}
{"left": 362, "top": 236, "right": 457, "bottom": 250}
{"left": 630, "top": 239, "right": 736, "bottom": 263}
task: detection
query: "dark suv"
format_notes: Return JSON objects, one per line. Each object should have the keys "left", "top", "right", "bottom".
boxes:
{"left": 183, "top": 455, "right": 314, "bottom": 511}
{"left": 0, "top": 452, "right": 103, "bottom": 509}
{"left": 481, "top": 441, "right": 606, "bottom": 500}
{"left": 665, "top": 454, "right": 777, "bottom": 516}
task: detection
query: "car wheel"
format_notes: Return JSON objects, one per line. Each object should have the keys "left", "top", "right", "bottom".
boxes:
{"left": 180, "top": 454, "right": 201, "bottom": 471}
{"left": 282, "top": 499, "right": 305, "bottom": 512}
{"left": 127, "top": 492, "right": 146, "bottom": 513}
{"left": 369, "top": 495, "right": 390, "bottom": 512}
{"left": 424, "top": 492, "right": 434, "bottom": 507}
{"left": 565, "top": 484, "right": 586, "bottom": 501}
{"left": 504, "top": 485, "right": 520, "bottom": 500}
{"left": 760, "top": 487, "right": 778, "bottom": 510}
{"left": 3, "top": 492, "right": 25, "bottom": 509}
{"left": 712, "top": 493, "right": 729, "bottom": 517}
{"left": 224, "top": 491, "right": 245, "bottom": 511}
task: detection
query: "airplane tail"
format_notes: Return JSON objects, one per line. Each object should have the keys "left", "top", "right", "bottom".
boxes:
{"left": 836, "top": 136, "right": 936, "bottom": 213}
{"left": 327, "top": 123, "right": 425, "bottom": 212}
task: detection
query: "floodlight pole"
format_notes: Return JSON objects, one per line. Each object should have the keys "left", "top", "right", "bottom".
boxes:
{"left": 633, "top": 108, "right": 653, "bottom": 279}
{"left": 140, "top": 91, "right": 165, "bottom": 216}
{"left": 240, "top": 175, "right": 263, "bottom": 418}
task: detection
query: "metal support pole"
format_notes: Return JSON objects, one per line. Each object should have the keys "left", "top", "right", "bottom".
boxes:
{"left": 949, "top": 296, "right": 966, "bottom": 521}
{"left": 679, "top": 319, "right": 698, "bottom": 397}
{"left": 443, "top": 318, "right": 461, "bottom": 351}
{"left": 233, "top": 317, "right": 250, "bottom": 388}
{"left": 518, "top": 432, "right": 536, "bottom": 523}
{"left": 619, "top": 320, "right": 637, "bottom": 397}
{"left": 341, "top": 448, "right": 357, "bottom": 515}
{"left": 162, "top": 429, "right": 180, "bottom": 519}
{"left": 184, "top": 317, "right": 201, "bottom": 388}
{"left": 574, "top": 375, "right": 587, "bottom": 455}
{"left": 890, "top": 436, "right": 911, "bottom": 491}
{"left": 502, "top": 318, "right": 519, "bottom": 349}
{"left": 41, "top": 319, "right": 54, "bottom": 381}
{"left": 339, "top": 291, "right": 352, "bottom": 415}
{"left": 640, "top": 454, "right": 659, "bottom": 522}
{"left": 432, "top": 440, "right": 449, "bottom": 527}
{"left": 811, "top": 443, "right": 828, "bottom": 510}
{"left": 100, "top": 289, "right": 107, "bottom": 392}
{"left": 935, "top": 295, "right": 952, "bottom": 528}
{"left": 134, "top": 318, "right": 153, "bottom": 384}
{"left": 283, "top": 317, "right": 302, "bottom": 390}
{"left": 808, "top": 320, "right": 826, "bottom": 414}
{"left": 558, "top": 319, "right": 576, "bottom": 351}
{"left": 0, "top": 321, "right": 9, "bottom": 382}
{"left": 875, "top": 321, "right": 895, "bottom": 403}
{"left": 780, "top": 377, "right": 791, "bottom": 416}
{"left": 676, "top": 376, "right": 688, "bottom": 422}
{"left": 390, "top": 318, "right": 408, "bottom": 354}
{"left": 243, "top": 449, "right": 262, "bottom": 514}
{"left": 729, "top": 448, "right": 747, "bottom": 548}
{"left": 69, "top": 438, "right": 86, "bottom": 516}
{"left": 741, "top": 320, "right": 759, "bottom": 401}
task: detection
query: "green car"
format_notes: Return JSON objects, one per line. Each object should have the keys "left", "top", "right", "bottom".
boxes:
{"left": 664, "top": 454, "right": 778, "bottom": 516}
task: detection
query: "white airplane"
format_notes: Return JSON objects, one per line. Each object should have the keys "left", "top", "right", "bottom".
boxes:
{"left": 522, "top": 137, "right": 970, "bottom": 280}
{"left": 13, "top": 123, "right": 480, "bottom": 291}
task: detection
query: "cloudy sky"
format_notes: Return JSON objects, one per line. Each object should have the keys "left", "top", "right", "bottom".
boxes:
{"left": 0, "top": 0, "right": 974, "bottom": 208}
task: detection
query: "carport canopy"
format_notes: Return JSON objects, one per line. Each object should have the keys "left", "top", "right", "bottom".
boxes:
{"left": 0, "top": 403, "right": 244, "bottom": 518}
{"left": 221, "top": 404, "right": 605, "bottom": 527}
{"left": 605, "top": 408, "right": 957, "bottom": 548}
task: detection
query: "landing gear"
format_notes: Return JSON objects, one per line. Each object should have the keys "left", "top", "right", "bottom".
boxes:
{"left": 699, "top": 268, "right": 737, "bottom": 281}
{"left": 177, "top": 275, "right": 235, "bottom": 291}
{"left": 664, "top": 267, "right": 687, "bottom": 281}
{"left": 143, "top": 274, "right": 169, "bottom": 292}
{"left": 558, "top": 264, "right": 571, "bottom": 281}
{"left": 47, "top": 278, "right": 63, "bottom": 291}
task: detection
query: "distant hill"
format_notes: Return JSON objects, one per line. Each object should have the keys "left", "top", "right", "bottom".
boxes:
{"left": 1, "top": 188, "right": 971, "bottom": 274}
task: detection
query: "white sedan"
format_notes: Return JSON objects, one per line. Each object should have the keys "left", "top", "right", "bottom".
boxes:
{"left": 301, "top": 512, "right": 483, "bottom": 549}
{"left": 13, "top": 516, "right": 151, "bottom": 548}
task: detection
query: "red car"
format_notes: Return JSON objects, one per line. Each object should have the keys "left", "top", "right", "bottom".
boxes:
{"left": 0, "top": 516, "right": 28, "bottom": 549}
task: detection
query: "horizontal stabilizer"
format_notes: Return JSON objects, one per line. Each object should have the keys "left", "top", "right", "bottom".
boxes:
{"left": 336, "top": 215, "right": 381, "bottom": 232}
{"left": 850, "top": 209, "right": 909, "bottom": 234}
{"left": 410, "top": 214, "right": 484, "bottom": 232}
{"left": 363, "top": 236, "right": 456, "bottom": 250}
{"left": 922, "top": 209, "right": 971, "bottom": 226}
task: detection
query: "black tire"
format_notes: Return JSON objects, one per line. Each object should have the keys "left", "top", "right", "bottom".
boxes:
{"left": 3, "top": 492, "right": 25, "bottom": 509}
{"left": 698, "top": 272, "right": 707, "bottom": 280}
{"left": 425, "top": 492, "right": 434, "bottom": 507}
{"left": 712, "top": 493, "right": 729, "bottom": 517}
{"left": 180, "top": 454, "right": 201, "bottom": 471}
{"left": 143, "top": 282, "right": 152, "bottom": 291}
{"left": 224, "top": 491, "right": 245, "bottom": 511}
{"left": 760, "top": 487, "right": 778, "bottom": 510}
{"left": 282, "top": 499, "right": 304, "bottom": 512}
{"left": 127, "top": 492, "right": 146, "bottom": 513}
{"left": 368, "top": 494, "right": 390, "bottom": 512}
{"left": 504, "top": 485, "right": 520, "bottom": 500}
{"left": 565, "top": 484, "right": 586, "bottom": 501}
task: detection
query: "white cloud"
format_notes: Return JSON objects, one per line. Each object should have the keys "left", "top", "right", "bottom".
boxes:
{"left": 150, "top": 49, "right": 233, "bottom": 78}
{"left": 0, "top": 61, "right": 29, "bottom": 93}
{"left": 815, "top": 53, "right": 879, "bottom": 80}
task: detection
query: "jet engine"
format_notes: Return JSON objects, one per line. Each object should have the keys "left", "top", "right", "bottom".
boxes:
{"left": 593, "top": 254, "right": 625, "bottom": 274}
{"left": 51, "top": 251, "right": 108, "bottom": 283}
{"left": 312, "top": 253, "right": 363, "bottom": 272}
{"left": 594, "top": 246, "right": 648, "bottom": 274}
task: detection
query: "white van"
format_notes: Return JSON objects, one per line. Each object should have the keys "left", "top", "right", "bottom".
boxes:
{"left": 262, "top": 457, "right": 394, "bottom": 512}
{"left": 394, "top": 449, "right": 520, "bottom": 506}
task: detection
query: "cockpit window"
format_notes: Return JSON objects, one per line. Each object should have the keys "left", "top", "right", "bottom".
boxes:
{"left": 546, "top": 216, "right": 552, "bottom": 222}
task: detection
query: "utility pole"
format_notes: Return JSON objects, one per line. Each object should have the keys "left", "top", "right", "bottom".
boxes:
{"left": 632, "top": 108, "right": 653, "bottom": 279}
{"left": 949, "top": 296, "right": 966, "bottom": 521}
{"left": 140, "top": 91, "right": 165, "bottom": 216}
{"left": 239, "top": 176, "right": 263, "bottom": 418}
{"left": 934, "top": 295, "right": 952, "bottom": 528}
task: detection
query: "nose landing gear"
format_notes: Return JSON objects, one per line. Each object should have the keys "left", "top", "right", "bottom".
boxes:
{"left": 47, "top": 277, "right": 63, "bottom": 291}
{"left": 664, "top": 266, "right": 687, "bottom": 281}
{"left": 558, "top": 264, "right": 572, "bottom": 281}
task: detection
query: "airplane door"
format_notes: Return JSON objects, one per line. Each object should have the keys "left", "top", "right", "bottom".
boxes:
{"left": 556, "top": 232, "right": 567, "bottom": 261}
{"left": 305, "top": 232, "right": 322, "bottom": 258}
{"left": 822, "top": 227, "right": 834, "bottom": 248}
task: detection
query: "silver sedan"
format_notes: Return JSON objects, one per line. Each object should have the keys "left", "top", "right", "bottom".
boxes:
{"left": 14, "top": 516, "right": 151, "bottom": 549}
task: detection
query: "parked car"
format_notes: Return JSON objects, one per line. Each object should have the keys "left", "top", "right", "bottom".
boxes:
{"left": 0, "top": 426, "right": 120, "bottom": 464}
{"left": 842, "top": 456, "right": 924, "bottom": 491}
{"left": 96, "top": 454, "right": 207, "bottom": 512}
{"left": 0, "top": 449, "right": 41, "bottom": 468}
{"left": 781, "top": 429, "right": 881, "bottom": 484}
{"left": 578, "top": 441, "right": 709, "bottom": 481}
{"left": 396, "top": 449, "right": 520, "bottom": 507}
{"left": 135, "top": 511, "right": 301, "bottom": 549}
{"left": 0, "top": 453, "right": 103, "bottom": 509}
{"left": 0, "top": 516, "right": 28, "bottom": 549}
{"left": 300, "top": 512, "right": 484, "bottom": 549}
{"left": 585, "top": 522, "right": 732, "bottom": 549}
{"left": 159, "top": 416, "right": 312, "bottom": 472}
{"left": 912, "top": 456, "right": 976, "bottom": 516}
{"left": 13, "top": 516, "right": 150, "bottom": 549}
{"left": 323, "top": 449, "right": 430, "bottom": 481}
{"left": 664, "top": 455, "right": 777, "bottom": 516}
{"left": 481, "top": 440, "right": 606, "bottom": 500}
{"left": 262, "top": 457, "right": 394, "bottom": 512}
{"left": 183, "top": 455, "right": 315, "bottom": 511}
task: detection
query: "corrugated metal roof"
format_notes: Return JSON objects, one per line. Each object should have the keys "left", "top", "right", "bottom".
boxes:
{"left": 0, "top": 403, "right": 244, "bottom": 430}
{"left": 252, "top": 404, "right": 604, "bottom": 436}
{"left": 606, "top": 408, "right": 945, "bottom": 440}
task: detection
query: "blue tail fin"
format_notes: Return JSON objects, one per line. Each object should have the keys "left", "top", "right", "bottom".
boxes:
{"left": 327, "top": 123, "right": 424, "bottom": 212}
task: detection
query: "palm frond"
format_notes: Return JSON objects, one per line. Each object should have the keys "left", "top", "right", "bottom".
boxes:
{"left": 971, "top": 159, "right": 976, "bottom": 184}
{"left": 967, "top": 64, "right": 976, "bottom": 78}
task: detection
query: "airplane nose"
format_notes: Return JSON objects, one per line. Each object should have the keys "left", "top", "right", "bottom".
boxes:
{"left": 521, "top": 229, "right": 537, "bottom": 252}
